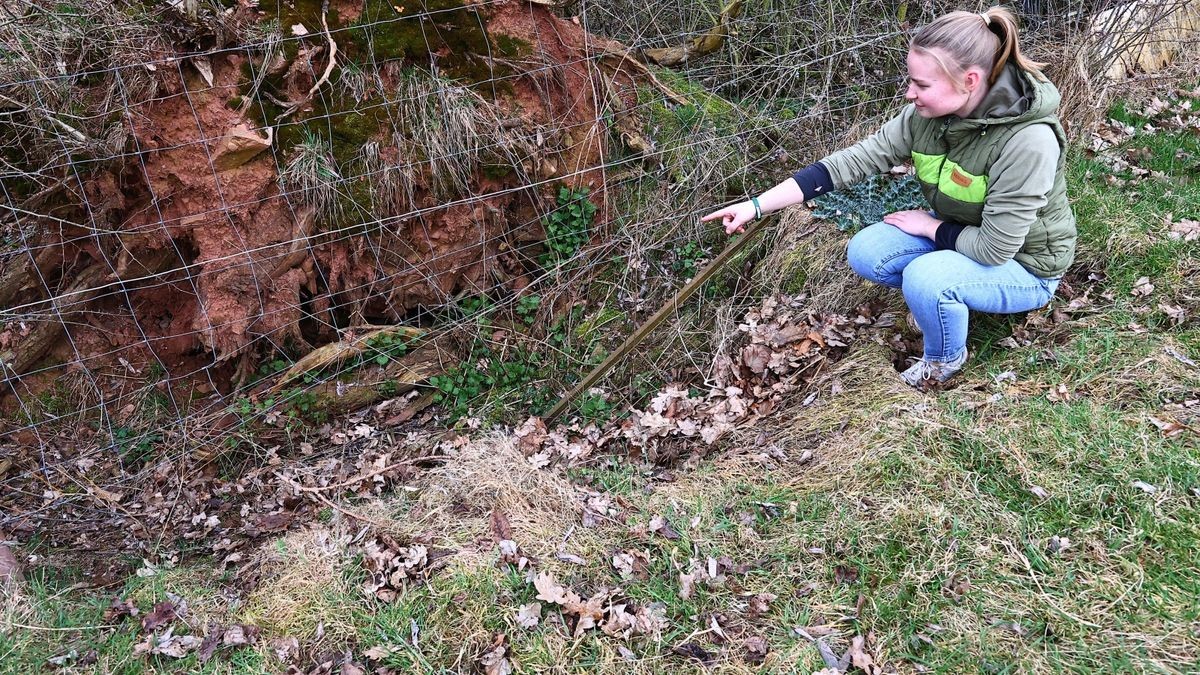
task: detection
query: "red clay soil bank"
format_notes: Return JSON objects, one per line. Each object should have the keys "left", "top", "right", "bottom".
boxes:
{"left": 0, "top": 0, "right": 637, "bottom": 410}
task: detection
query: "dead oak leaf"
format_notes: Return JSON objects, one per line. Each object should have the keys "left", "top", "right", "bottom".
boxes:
{"left": 198, "top": 630, "right": 222, "bottom": 664}
{"left": 514, "top": 417, "right": 548, "bottom": 456}
{"left": 532, "top": 572, "right": 607, "bottom": 635}
{"left": 133, "top": 628, "right": 203, "bottom": 659}
{"left": 222, "top": 624, "right": 259, "bottom": 647}
{"left": 741, "top": 343, "right": 772, "bottom": 375}
{"left": 648, "top": 515, "right": 681, "bottom": 540}
{"left": 270, "top": 636, "right": 299, "bottom": 663}
{"left": 362, "top": 644, "right": 400, "bottom": 661}
{"left": 141, "top": 601, "right": 178, "bottom": 632}
{"left": 1159, "top": 302, "right": 1186, "bottom": 324}
{"left": 515, "top": 602, "right": 542, "bottom": 629}
{"left": 103, "top": 598, "right": 139, "bottom": 622}
{"left": 679, "top": 570, "right": 700, "bottom": 600}
{"left": 479, "top": 634, "right": 512, "bottom": 675}
{"left": 834, "top": 565, "right": 859, "bottom": 585}
{"left": 611, "top": 550, "right": 649, "bottom": 579}
{"left": 848, "top": 634, "right": 882, "bottom": 675}
{"left": 489, "top": 508, "right": 512, "bottom": 543}
{"left": 1169, "top": 218, "right": 1200, "bottom": 241}
{"left": 743, "top": 635, "right": 770, "bottom": 665}
{"left": 746, "top": 592, "right": 777, "bottom": 621}
{"left": 1149, "top": 415, "right": 1188, "bottom": 437}
{"left": 533, "top": 572, "right": 573, "bottom": 606}
{"left": 1131, "top": 276, "right": 1155, "bottom": 297}
{"left": 193, "top": 619, "right": 259, "bottom": 662}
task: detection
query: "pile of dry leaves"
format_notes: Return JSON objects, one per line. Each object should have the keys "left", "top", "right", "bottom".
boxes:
{"left": 516, "top": 295, "right": 899, "bottom": 467}
{"left": 0, "top": 418, "right": 447, "bottom": 584}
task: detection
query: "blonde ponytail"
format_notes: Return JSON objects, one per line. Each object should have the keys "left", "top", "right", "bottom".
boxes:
{"left": 912, "top": 7, "right": 1047, "bottom": 86}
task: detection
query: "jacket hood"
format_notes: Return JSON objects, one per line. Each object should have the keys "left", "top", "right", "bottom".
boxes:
{"left": 965, "top": 63, "right": 1060, "bottom": 125}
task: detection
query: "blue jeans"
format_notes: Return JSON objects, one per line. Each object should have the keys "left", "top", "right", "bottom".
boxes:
{"left": 846, "top": 222, "right": 1059, "bottom": 362}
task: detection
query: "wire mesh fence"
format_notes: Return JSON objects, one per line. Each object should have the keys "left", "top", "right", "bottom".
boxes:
{"left": 1, "top": 0, "right": 1197, "bottom": 547}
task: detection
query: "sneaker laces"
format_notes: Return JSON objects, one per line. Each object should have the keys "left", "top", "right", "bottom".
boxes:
{"left": 901, "top": 351, "right": 966, "bottom": 387}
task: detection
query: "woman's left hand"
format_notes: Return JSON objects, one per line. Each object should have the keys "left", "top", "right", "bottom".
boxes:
{"left": 883, "top": 210, "right": 941, "bottom": 239}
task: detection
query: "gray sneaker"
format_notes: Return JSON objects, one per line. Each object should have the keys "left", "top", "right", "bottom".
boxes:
{"left": 900, "top": 351, "right": 967, "bottom": 389}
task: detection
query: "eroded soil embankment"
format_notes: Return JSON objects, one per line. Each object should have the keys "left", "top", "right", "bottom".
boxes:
{"left": 0, "top": 0, "right": 638, "bottom": 406}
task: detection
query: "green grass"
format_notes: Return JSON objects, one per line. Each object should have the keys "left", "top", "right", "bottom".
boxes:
{"left": 0, "top": 563, "right": 270, "bottom": 674}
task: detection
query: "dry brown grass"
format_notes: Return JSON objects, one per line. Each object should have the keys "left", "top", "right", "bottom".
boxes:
{"left": 400, "top": 435, "right": 606, "bottom": 570}
{"left": 238, "top": 525, "right": 361, "bottom": 651}
{"left": 754, "top": 207, "right": 887, "bottom": 314}
{"left": 234, "top": 435, "right": 616, "bottom": 668}
{"left": 0, "top": 573, "right": 28, "bottom": 636}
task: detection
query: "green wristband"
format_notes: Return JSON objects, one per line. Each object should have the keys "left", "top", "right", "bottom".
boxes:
{"left": 751, "top": 197, "right": 762, "bottom": 220}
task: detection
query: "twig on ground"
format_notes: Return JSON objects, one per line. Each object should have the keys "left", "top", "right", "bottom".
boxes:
{"left": 276, "top": 474, "right": 393, "bottom": 530}
{"left": 289, "top": 455, "right": 449, "bottom": 493}
{"left": 795, "top": 627, "right": 842, "bottom": 670}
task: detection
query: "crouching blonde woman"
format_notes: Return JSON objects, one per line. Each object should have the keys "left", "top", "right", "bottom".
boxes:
{"left": 703, "top": 7, "right": 1075, "bottom": 389}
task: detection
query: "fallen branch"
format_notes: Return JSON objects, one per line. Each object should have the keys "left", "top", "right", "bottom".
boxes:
{"left": 290, "top": 455, "right": 449, "bottom": 493}
{"left": 277, "top": 474, "right": 393, "bottom": 530}
{"left": 268, "top": 325, "right": 426, "bottom": 394}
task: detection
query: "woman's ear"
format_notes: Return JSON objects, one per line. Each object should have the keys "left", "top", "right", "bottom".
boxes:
{"left": 962, "top": 67, "right": 985, "bottom": 92}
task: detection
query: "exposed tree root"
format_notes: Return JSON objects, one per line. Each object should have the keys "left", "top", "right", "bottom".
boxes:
{"left": 642, "top": 0, "right": 746, "bottom": 67}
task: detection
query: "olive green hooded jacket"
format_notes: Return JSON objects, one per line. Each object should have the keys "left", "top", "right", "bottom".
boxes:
{"left": 819, "top": 64, "right": 1076, "bottom": 278}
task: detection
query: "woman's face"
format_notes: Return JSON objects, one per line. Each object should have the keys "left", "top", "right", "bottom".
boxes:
{"left": 905, "top": 49, "right": 975, "bottom": 118}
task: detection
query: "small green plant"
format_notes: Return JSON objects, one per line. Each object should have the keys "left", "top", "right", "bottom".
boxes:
{"left": 256, "top": 356, "right": 290, "bottom": 382}
{"left": 576, "top": 390, "right": 614, "bottom": 423}
{"left": 671, "top": 240, "right": 708, "bottom": 278}
{"left": 540, "top": 185, "right": 598, "bottom": 267}
{"left": 430, "top": 359, "right": 493, "bottom": 420}
{"left": 429, "top": 300, "right": 609, "bottom": 422}
{"left": 515, "top": 294, "right": 541, "bottom": 324}
{"left": 491, "top": 348, "right": 541, "bottom": 392}
{"left": 458, "top": 295, "right": 494, "bottom": 321}
{"left": 810, "top": 173, "right": 927, "bottom": 231}
{"left": 286, "top": 389, "right": 323, "bottom": 423}
{"left": 362, "top": 332, "right": 409, "bottom": 368}
{"left": 113, "top": 426, "right": 159, "bottom": 467}
{"left": 231, "top": 386, "right": 325, "bottom": 426}
{"left": 377, "top": 380, "right": 400, "bottom": 398}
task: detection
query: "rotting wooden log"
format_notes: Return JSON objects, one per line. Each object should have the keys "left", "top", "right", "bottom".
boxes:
{"left": 268, "top": 324, "right": 426, "bottom": 395}
{"left": 642, "top": 0, "right": 746, "bottom": 67}
{"left": 0, "top": 248, "right": 180, "bottom": 386}
{"left": 282, "top": 339, "right": 452, "bottom": 418}
{"left": 0, "top": 251, "right": 35, "bottom": 310}
{"left": 0, "top": 233, "right": 66, "bottom": 309}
